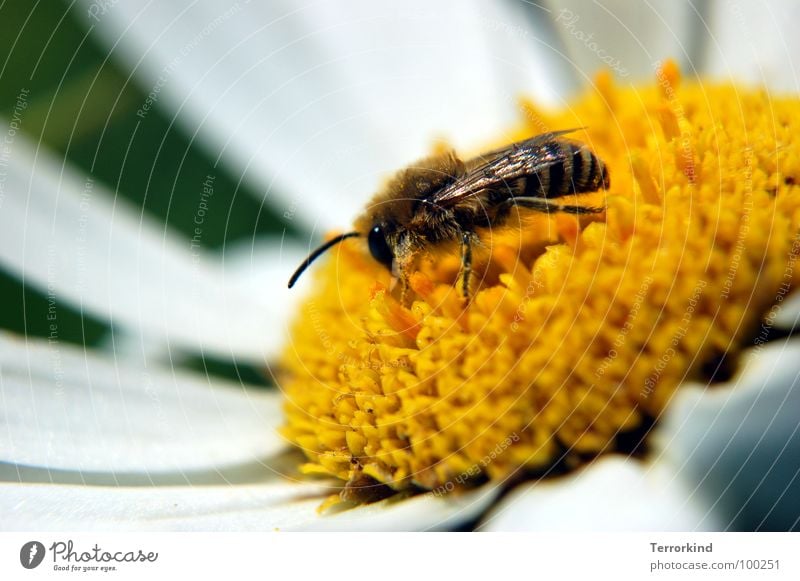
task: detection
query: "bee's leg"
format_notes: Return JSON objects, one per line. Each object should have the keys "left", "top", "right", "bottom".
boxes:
{"left": 389, "top": 262, "right": 408, "bottom": 302}
{"left": 507, "top": 196, "right": 604, "bottom": 215}
{"left": 387, "top": 270, "right": 407, "bottom": 300}
{"left": 460, "top": 231, "right": 474, "bottom": 298}
{"left": 400, "top": 278, "right": 410, "bottom": 304}
{"left": 391, "top": 251, "right": 415, "bottom": 304}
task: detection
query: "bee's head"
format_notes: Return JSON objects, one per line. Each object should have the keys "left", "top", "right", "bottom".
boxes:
{"left": 287, "top": 221, "right": 398, "bottom": 289}
{"left": 367, "top": 222, "right": 394, "bottom": 270}
{"left": 288, "top": 216, "right": 403, "bottom": 288}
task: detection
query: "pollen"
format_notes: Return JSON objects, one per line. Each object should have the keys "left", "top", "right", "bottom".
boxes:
{"left": 279, "top": 62, "right": 800, "bottom": 499}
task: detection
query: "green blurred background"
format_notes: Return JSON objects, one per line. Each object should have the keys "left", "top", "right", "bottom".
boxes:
{"left": 0, "top": 0, "right": 296, "bottom": 381}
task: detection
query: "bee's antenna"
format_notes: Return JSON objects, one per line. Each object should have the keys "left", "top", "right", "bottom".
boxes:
{"left": 288, "top": 231, "right": 361, "bottom": 288}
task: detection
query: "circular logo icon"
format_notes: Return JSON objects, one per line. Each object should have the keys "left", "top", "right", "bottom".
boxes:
{"left": 20, "top": 541, "right": 45, "bottom": 569}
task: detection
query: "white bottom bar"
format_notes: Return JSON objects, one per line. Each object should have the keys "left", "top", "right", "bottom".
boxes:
{"left": 1, "top": 532, "right": 798, "bottom": 580}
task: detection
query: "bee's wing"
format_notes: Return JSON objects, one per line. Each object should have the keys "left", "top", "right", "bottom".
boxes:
{"left": 426, "top": 129, "right": 579, "bottom": 207}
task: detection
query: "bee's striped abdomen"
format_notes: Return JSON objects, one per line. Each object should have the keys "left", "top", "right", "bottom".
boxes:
{"left": 523, "top": 142, "right": 609, "bottom": 199}
{"left": 572, "top": 143, "right": 610, "bottom": 193}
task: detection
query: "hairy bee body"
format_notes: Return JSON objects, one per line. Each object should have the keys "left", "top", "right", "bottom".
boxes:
{"left": 416, "top": 138, "right": 607, "bottom": 228}
{"left": 289, "top": 130, "right": 610, "bottom": 295}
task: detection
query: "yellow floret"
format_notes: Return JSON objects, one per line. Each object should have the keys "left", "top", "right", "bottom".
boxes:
{"left": 280, "top": 62, "right": 800, "bottom": 498}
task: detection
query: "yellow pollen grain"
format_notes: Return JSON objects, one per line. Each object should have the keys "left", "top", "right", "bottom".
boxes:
{"left": 279, "top": 62, "right": 800, "bottom": 496}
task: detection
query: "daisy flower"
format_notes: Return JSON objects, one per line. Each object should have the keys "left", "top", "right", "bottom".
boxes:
{"left": 2, "top": 0, "right": 800, "bottom": 531}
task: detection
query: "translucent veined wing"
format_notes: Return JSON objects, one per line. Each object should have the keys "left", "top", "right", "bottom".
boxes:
{"left": 425, "top": 129, "right": 580, "bottom": 207}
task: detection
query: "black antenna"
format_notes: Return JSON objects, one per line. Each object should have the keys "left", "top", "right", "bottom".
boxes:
{"left": 288, "top": 231, "right": 361, "bottom": 288}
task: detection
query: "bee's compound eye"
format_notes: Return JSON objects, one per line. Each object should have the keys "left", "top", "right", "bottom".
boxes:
{"left": 367, "top": 225, "right": 393, "bottom": 270}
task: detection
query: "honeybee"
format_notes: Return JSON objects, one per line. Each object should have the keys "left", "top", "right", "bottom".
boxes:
{"left": 288, "top": 130, "right": 609, "bottom": 297}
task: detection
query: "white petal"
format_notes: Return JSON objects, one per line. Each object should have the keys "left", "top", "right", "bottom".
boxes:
{"left": 83, "top": 0, "right": 574, "bottom": 232}
{"left": 293, "top": 484, "right": 500, "bottom": 532}
{"left": 655, "top": 339, "right": 800, "bottom": 531}
{"left": 479, "top": 456, "right": 714, "bottom": 531}
{"left": 703, "top": 0, "right": 800, "bottom": 92}
{"left": 0, "top": 129, "right": 306, "bottom": 361}
{"left": 772, "top": 291, "right": 800, "bottom": 330}
{"left": 0, "top": 480, "right": 328, "bottom": 531}
{"left": 0, "top": 480, "right": 499, "bottom": 531}
{"left": 547, "top": 0, "right": 703, "bottom": 81}
{"left": 0, "top": 332, "right": 287, "bottom": 474}
{"left": 218, "top": 235, "right": 308, "bottom": 309}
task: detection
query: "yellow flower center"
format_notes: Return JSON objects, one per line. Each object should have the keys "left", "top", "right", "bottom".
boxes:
{"left": 280, "top": 62, "right": 800, "bottom": 502}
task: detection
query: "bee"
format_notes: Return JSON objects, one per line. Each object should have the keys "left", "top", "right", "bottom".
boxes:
{"left": 288, "top": 129, "right": 609, "bottom": 297}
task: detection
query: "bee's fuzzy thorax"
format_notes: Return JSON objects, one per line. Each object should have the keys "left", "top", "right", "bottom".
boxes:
{"left": 354, "top": 149, "right": 464, "bottom": 234}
